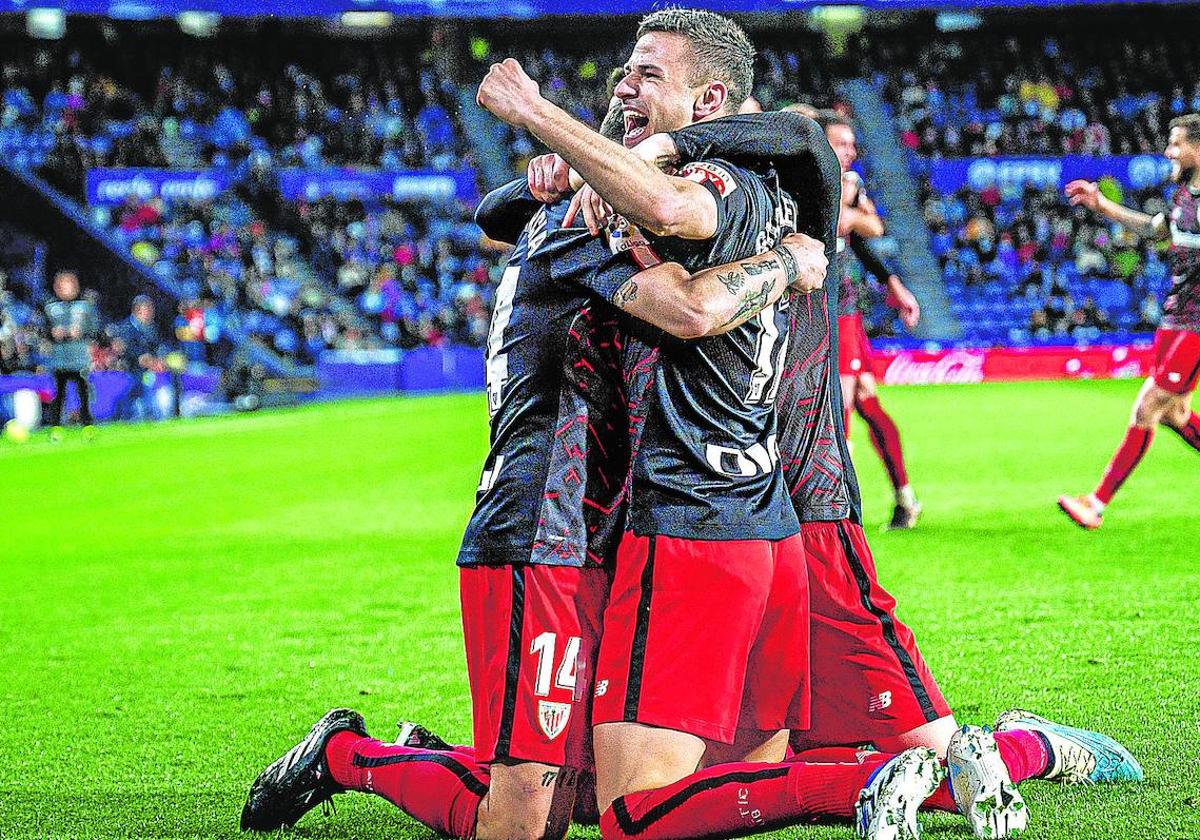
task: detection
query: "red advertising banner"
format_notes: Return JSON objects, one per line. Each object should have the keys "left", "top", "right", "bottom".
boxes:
{"left": 871, "top": 344, "right": 1155, "bottom": 386}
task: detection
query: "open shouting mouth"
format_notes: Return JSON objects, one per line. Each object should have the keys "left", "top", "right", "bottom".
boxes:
{"left": 623, "top": 108, "right": 650, "bottom": 147}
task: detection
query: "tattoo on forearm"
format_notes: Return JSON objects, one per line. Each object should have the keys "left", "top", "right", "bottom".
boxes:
{"left": 719, "top": 279, "right": 775, "bottom": 329}
{"left": 716, "top": 271, "right": 743, "bottom": 294}
{"left": 770, "top": 244, "right": 800, "bottom": 286}
{"left": 616, "top": 279, "right": 638, "bottom": 307}
{"left": 741, "top": 257, "right": 779, "bottom": 277}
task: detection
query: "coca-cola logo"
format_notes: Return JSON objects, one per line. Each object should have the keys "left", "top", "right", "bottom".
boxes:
{"left": 883, "top": 351, "right": 986, "bottom": 385}
{"left": 1110, "top": 361, "right": 1147, "bottom": 380}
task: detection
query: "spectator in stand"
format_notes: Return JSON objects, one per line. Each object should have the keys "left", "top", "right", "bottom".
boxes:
{"left": 110, "top": 294, "right": 165, "bottom": 420}
{"left": 925, "top": 174, "right": 1172, "bottom": 343}
{"left": 1137, "top": 292, "right": 1163, "bottom": 331}
{"left": 44, "top": 269, "right": 98, "bottom": 438}
{"left": 0, "top": 279, "right": 42, "bottom": 374}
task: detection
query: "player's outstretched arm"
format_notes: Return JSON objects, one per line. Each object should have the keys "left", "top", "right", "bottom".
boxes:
{"left": 1065, "top": 179, "right": 1169, "bottom": 240}
{"left": 475, "top": 177, "right": 542, "bottom": 246}
{"left": 839, "top": 203, "right": 885, "bottom": 238}
{"left": 612, "top": 232, "right": 826, "bottom": 340}
{"left": 666, "top": 110, "right": 825, "bottom": 176}
{"left": 477, "top": 59, "right": 717, "bottom": 239}
{"left": 849, "top": 233, "right": 920, "bottom": 327}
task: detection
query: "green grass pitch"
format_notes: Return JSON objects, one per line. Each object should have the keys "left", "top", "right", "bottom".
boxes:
{"left": 1, "top": 378, "right": 1197, "bottom": 839}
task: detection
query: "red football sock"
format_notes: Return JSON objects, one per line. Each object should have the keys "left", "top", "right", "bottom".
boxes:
{"left": 1169, "top": 412, "right": 1200, "bottom": 453}
{"left": 1094, "top": 426, "right": 1153, "bottom": 504}
{"left": 856, "top": 396, "right": 909, "bottom": 490}
{"left": 599, "top": 757, "right": 886, "bottom": 839}
{"left": 325, "top": 733, "right": 484, "bottom": 838}
{"left": 993, "top": 729, "right": 1050, "bottom": 783}
{"left": 790, "top": 746, "right": 958, "bottom": 814}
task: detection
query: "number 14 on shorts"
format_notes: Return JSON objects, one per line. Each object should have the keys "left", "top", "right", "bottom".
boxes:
{"left": 530, "top": 632, "right": 581, "bottom": 741}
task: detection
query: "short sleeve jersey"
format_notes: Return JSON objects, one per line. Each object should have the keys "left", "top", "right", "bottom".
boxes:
{"left": 619, "top": 159, "right": 802, "bottom": 541}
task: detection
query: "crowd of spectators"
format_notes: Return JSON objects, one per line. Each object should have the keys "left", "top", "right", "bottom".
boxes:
{"left": 2, "top": 21, "right": 484, "bottom": 364}
{"left": 862, "top": 15, "right": 1200, "bottom": 158}
{"left": 297, "top": 196, "right": 494, "bottom": 350}
{"left": 1, "top": 24, "right": 468, "bottom": 187}
{"left": 97, "top": 190, "right": 363, "bottom": 364}
{"left": 923, "top": 178, "right": 1171, "bottom": 345}
{"left": 3, "top": 12, "right": 1195, "bottom": 368}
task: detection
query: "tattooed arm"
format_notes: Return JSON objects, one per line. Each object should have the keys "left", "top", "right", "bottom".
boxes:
{"left": 611, "top": 232, "right": 827, "bottom": 340}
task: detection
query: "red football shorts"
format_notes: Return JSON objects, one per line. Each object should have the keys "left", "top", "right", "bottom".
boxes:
{"left": 838, "top": 313, "right": 873, "bottom": 377}
{"left": 791, "top": 521, "right": 950, "bottom": 752}
{"left": 1151, "top": 327, "right": 1200, "bottom": 395}
{"left": 460, "top": 563, "right": 609, "bottom": 768}
{"left": 592, "top": 533, "right": 810, "bottom": 744}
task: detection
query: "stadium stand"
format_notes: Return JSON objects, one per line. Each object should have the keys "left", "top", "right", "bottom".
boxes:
{"left": 863, "top": 17, "right": 1200, "bottom": 158}
{"left": 921, "top": 180, "right": 1171, "bottom": 345}
{"left": 0, "top": 6, "right": 1194, "bottom": 392}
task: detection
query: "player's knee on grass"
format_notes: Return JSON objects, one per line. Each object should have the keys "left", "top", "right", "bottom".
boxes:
{"left": 700, "top": 728, "right": 789, "bottom": 768}
{"left": 475, "top": 760, "right": 576, "bottom": 840}
{"left": 874, "top": 714, "right": 958, "bottom": 759}
{"left": 593, "top": 722, "right": 707, "bottom": 815}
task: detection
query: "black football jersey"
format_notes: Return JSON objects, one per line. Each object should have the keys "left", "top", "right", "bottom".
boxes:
{"left": 664, "top": 110, "right": 862, "bottom": 526}
{"left": 457, "top": 185, "right": 639, "bottom": 567}
{"left": 776, "top": 282, "right": 861, "bottom": 524}
{"left": 612, "top": 158, "right": 803, "bottom": 541}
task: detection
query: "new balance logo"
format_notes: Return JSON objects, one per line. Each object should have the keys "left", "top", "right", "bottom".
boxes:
{"left": 594, "top": 680, "right": 609, "bottom": 697}
{"left": 868, "top": 691, "right": 893, "bottom": 713}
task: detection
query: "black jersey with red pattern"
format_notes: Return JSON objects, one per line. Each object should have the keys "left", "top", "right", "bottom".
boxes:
{"left": 624, "top": 159, "right": 801, "bottom": 541}
{"left": 1163, "top": 184, "right": 1200, "bottom": 333}
{"left": 458, "top": 184, "right": 639, "bottom": 568}
{"left": 776, "top": 283, "right": 861, "bottom": 523}
{"left": 657, "top": 110, "right": 853, "bottom": 526}
{"left": 568, "top": 157, "right": 802, "bottom": 541}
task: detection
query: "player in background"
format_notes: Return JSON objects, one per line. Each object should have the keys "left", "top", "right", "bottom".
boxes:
{"left": 240, "top": 98, "right": 831, "bottom": 840}
{"left": 44, "top": 269, "right": 99, "bottom": 440}
{"left": 677, "top": 110, "right": 1146, "bottom": 839}
{"left": 479, "top": 12, "right": 951, "bottom": 839}
{"left": 823, "top": 112, "right": 924, "bottom": 530}
{"left": 1058, "top": 113, "right": 1200, "bottom": 529}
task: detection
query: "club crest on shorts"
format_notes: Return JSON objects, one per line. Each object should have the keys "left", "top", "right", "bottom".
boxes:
{"left": 537, "top": 700, "right": 572, "bottom": 740}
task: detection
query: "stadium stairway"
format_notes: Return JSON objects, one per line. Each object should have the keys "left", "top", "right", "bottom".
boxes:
{"left": 839, "top": 79, "right": 960, "bottom": 340}
{"left": 457, "top": 89, "right": 516, "bottom": 191}
{"left": 240, "top": 172, "right": 375, "bottom": 343}
{"left": 0, "top": 158, "right": 305, "bottom": 377}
